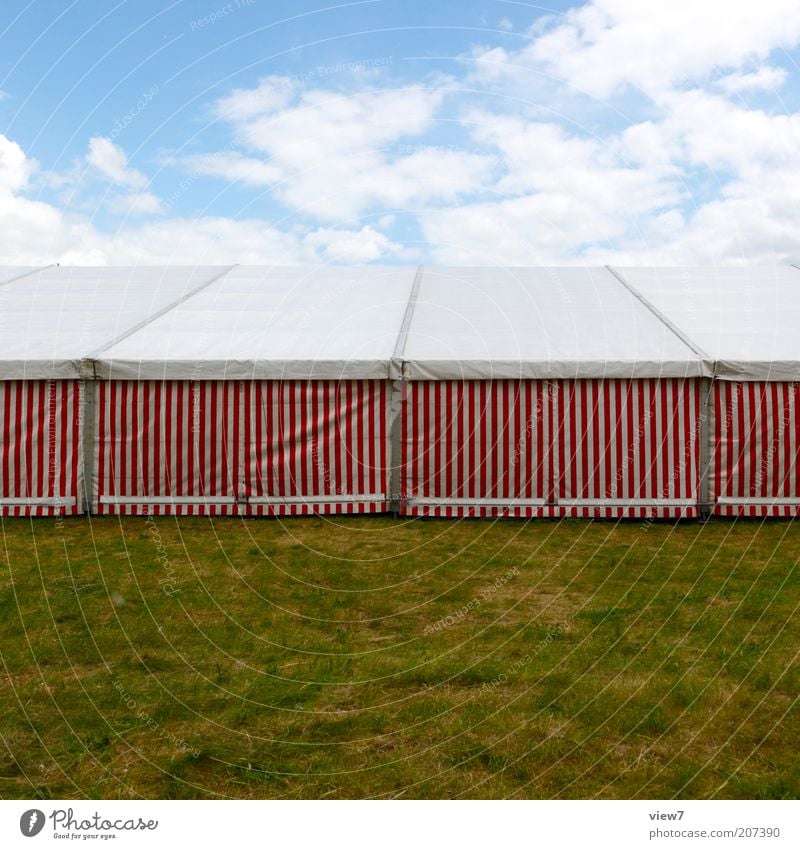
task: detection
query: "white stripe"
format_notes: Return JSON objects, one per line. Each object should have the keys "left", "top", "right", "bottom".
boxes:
{"left": 250, "top": 493, "right": 385, "bottom": 505}
{"left": 1, "top": 497, "right": 77, "bottom": 506}
{"left": 717, "top": 496, "right": 800, "bottom": 506}
{"left": 409, "top": 496, "right": 547, "bottom": 508}
{"left": 559, "top": 497, "right": 695, "bottom": 507}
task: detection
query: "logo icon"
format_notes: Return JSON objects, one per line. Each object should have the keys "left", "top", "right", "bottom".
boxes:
{"left": 19, "top": 809, "right": 45, "bottom": 837}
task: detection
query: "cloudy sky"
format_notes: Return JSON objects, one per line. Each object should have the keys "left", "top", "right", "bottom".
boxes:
{"left": 1, "top": 0, "right": 800, "bottom": 266}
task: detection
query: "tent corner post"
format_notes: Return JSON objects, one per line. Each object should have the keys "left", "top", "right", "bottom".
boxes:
{"left": 388, "top": 372, "right": 405, "bottom": 517}
{"left": 698, "top": 375, "right": 714, "bottom": 521}
{"left": 80, "top": 376, "right": 97, "bottom": 516}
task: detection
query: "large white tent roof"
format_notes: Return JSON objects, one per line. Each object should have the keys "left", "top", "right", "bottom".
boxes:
{"left": 0, "top": 264, "right": 798, "bottom": 381}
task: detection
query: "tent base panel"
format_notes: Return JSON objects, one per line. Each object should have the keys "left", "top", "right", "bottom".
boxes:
{"left": 95, "top": 501, "right": 388, "bottom": 517}
{"left": 403, "top": 504, "right": 698, "bottom": 519}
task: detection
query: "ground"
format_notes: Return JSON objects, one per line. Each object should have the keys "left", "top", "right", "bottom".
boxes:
{"left": 0, "top": 515, "right": 798, "bottom": 799}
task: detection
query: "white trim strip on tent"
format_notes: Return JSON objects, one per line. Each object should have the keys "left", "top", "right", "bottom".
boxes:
{"left": 247, "top": 494, "right": 386, "bottom": 505}
{"left": 408, "top": 497, "right": 548, "bottom": 508}
{"left": 717, "top": 497, "right": 800, "bottom": 506}
{"left": 99, "top": 496, "right": 236, "bottom": 506}
{"left": 408, "top": 497, "right": 695, "bottom": 508}
{"left": 99, "top": 494, "right": 386, "bottom": 506}
{"left": 85, "top": 264, "right": 238, "bottom": 360}
{"left": 558, "top": 498, "right": 696, "bottom": 508}
{"left": 0, "top": 497, "right": 77, "bottom": 507}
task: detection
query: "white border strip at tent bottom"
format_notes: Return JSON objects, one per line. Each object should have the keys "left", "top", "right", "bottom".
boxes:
{"left": 408, "top": 497, "right": 695, "bottom": 509}
{"left": 717, "top": 497, "right": 800, "bottom": 506}
{"left": 99, "top": 494, "right": 386, "bottom": 506}
{"left": 559, "top": 498, "right": 695, "bottom": 508}
{"left": 408, "top": 497, "right": 546, "bottom": 508}
{"left": 0, "top": 497, "right": 77, "bottom": 507}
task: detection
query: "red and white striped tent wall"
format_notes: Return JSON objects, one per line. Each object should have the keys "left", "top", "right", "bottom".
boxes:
{"left": 1, "top": 264, "right": 799, "bottom": 519}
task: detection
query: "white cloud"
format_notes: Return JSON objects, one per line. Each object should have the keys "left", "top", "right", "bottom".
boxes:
{"left": 87, "top": 136, "right": 148, "bottom": 189}
{"left": 215, "top": 75, "right": 295, "bottom": 121}
{"left": 0, "top": 135, "right": 35, "bottom": 194}
{"left": 5, "top": 0, "right": 800, "bottom": 269}
{"left": 48, "top": 137, "right": 164, "bottom": 219}
{"left": 179, "top": 151, "right": 281, "bottom": 188}
{"left": 420, "top": 79, "right": 800, "bottom": 266}
{"left": 467, "top": 110, "right": 679, "bottom": 208}
{"left": 0, "top": 133, "right": 404, "bottom": 265}
{"left": 715, "top": 65, "right": 788, "bottom": 94}
{"left": 210, "top": 77, "right": 494, "bottom": 220}
{"left": 657, "top": 89, "right": 800, "bottom": 173}
{"left": 472, "top": 0, "right": 800, "bottom": 97}
{"left": 303, "top": 225, "right": 402, "bottom": 262}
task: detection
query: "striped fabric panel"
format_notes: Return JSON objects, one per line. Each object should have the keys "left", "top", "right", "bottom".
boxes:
{"left": 554, "top": 378, "right": 700, "bottom": 519}
{"left": 96, "top": 379, "right": 390, "bottom": 516}
{"left": 244, "top": 380, "right": 390, "bottom": 516}
{"left": 714, "top": 381, "right": 800, "bottom": 517}
{"left": 402, "top": 380, "right": 555, "bottom": 518}
{"left": 96, "top": 380, "right": 242, "bottom": 516}
{"left": 402, "top": 379, "right": 701, "bottom": 519}
{"left": 0, "top": 380, "right": 81, "bottom": 517}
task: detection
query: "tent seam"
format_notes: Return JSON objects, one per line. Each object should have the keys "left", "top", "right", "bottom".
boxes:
{"left": 605, "top": 265, "right": 711, "bottom": 362}
{"left": 392, "top": 263, "right": 424, "bottom": 365}
{"left": 83, "top": 263, "right": 239, "bottom": 362}
{"left": 0, "top": 264, "right": 56, "bottom": 288}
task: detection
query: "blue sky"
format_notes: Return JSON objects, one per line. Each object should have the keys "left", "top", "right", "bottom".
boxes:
{"left": 1, "top": 0, "right": 800, "bottom": 265}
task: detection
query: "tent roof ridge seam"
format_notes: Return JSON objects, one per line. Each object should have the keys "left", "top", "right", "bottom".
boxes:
{"left": 392, "top": 263, "right": 424, "bottom": 363}
{"left": 0, "top": 264, "right": 55, "bottom": 289}
{"left": 605, "top": 264, "right": 711, "bottom": 362}
{"left": 83, "top": 263, "right": 239, "bottom": 362}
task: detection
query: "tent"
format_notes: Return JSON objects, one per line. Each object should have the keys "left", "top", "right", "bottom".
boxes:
{"left": 0, "top": 264, "right": 797, "bottom": 518}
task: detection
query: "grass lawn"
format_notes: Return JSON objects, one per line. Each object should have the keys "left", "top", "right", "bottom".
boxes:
{"left": 0, "top": 515, "right": 798, "bottom": 800}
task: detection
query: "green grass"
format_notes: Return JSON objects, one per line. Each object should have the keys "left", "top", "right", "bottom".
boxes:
{"left": 0, "top": 515, "right": 798, "bottom": 799}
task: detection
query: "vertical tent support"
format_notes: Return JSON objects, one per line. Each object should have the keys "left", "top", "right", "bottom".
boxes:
{"left": 80, "top": 374, "right": 96, "bottom": 515}
{"left": 388, "top": 265, "right": 424, "bottom": 516}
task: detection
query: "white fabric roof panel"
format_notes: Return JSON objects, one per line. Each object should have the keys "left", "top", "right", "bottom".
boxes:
{"left": 403, "top": 267, "right": 708, "bottom": 379}
{"left": 96, "top": 266, "right": 418, "bottom": 379}
{"left": 614, "top": 266, "right": 800, "bottom": 380}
